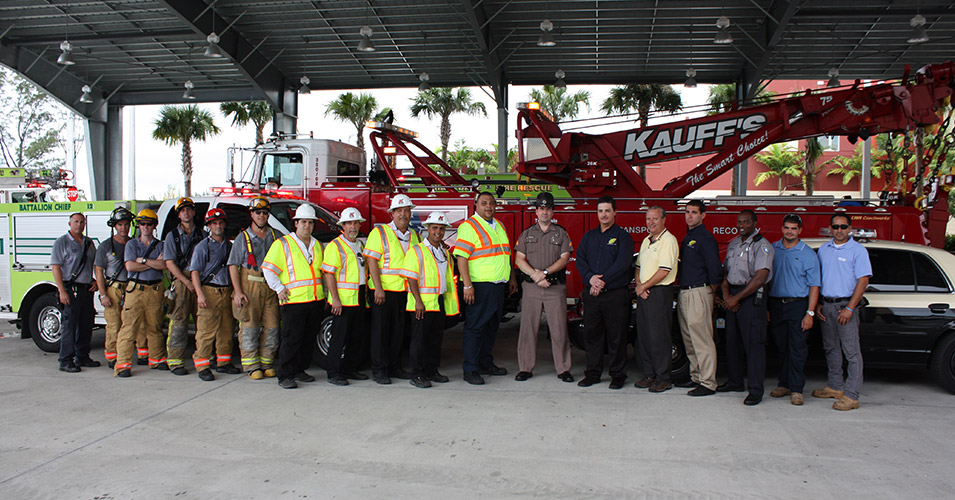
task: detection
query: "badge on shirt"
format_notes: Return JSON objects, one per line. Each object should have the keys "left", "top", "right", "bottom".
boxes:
{"left": 608, "top": 238, "right": 617, "bottom": 245}
{"left": 762, "top": 246, "right": 770, "bottom": 254}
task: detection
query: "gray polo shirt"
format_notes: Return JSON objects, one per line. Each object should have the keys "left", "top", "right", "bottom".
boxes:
{"left": 228, "top": 227, "right": 277, "bottom": 270}
{"left": 725, "top": 232, "right": 774, "bottom": 286}
{"left": 94, "top": 237, "right": 129, "bottom": 282}
{"left": 188, "top": 237, "right": 232, "bottom": 286}
{"left": 51, "top": 233, "right": 95, "bottom": 285}
{"left": 124, "top": 237, "right": 165, "bottom": 282}
{"left": 163, "top": 225, "right": 204, "bottom": 270}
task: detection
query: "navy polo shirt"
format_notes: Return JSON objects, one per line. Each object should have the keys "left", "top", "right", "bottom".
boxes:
{"left": 576, "top": 224, "right": 634, "bottom": 292}
{"left": 678, "top": 224, "right": 722, "bottom": 287}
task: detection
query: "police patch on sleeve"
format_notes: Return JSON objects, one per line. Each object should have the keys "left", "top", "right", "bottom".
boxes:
{"left": 762, "top": 245, "right": 770, "bottom": 254}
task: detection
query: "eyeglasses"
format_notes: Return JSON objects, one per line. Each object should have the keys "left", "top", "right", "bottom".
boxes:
{"left": 139, "top": 221, "right": 156, "bottom": 227}
{"left": 251, "top": 210, "right": 269, "bottom": 215}
{"left": 830, "top": 224, "right": 849, "bottom": 230}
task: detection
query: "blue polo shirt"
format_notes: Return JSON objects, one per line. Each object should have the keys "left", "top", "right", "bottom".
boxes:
{"left": 817, "top": 238, "right": 872, "bottom": 298}
{"left": 769, "top": 239, "right": 821, "bottom": 298}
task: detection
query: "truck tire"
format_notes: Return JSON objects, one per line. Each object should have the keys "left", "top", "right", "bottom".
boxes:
{"left": 313, "top": 315, "right": 334, "bottom": 369}
{"left": 931, "top": 332, "right": 955, "bottom": 395}
{"left": 29, "top": 292, "right": 63, "bottom": 353}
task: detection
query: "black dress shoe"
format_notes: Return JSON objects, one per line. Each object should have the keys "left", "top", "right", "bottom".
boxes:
{"left": 215, "top": 364, "right": 241, "bottom": 375}
{"left": 373, "top": 372, "right": 392, "bottom": 385}
{"left": 59, "top": 363, "right": 81, "bottom": 373}
{"left": 278, "top": 378, "right": 298, "bottom": 389}
{"left": 688, "top": 386, "right": 716, "bottom": 397}
{"left": 744, "top": 394, "right": 762, "bottom": 406}
{"left": 674, "top": 379, "right": 697, "bottom": 388}
{"left": 479, "top": 365, "right": 507, "bottom": 376}
{"left": 76, "top": 358, "right": 101, "bottom": 368}
{"left": 389, "top": 368, "right": 412, "bottom": 380}
{"left": 198, "top": 368, "right": 215, "bottom": 382}
{"left": 294, "top": 372, "right": 316, "bottom": 383}
{"left": 344, "top": 371, "right": 369, "bottom": 381}
{"left": 327, "top": 376, "right": 349, "bottom": 386}
{"left": 717, "top": 382, "right": 746, "bottom": 393}
{"left": 171, "top": 366, "right": 188, "bottom": 376}
{"left": 514, "top": 371, "right": 533, "bottom": 381}
{"left": 558, "top": 371, "right": 574, "bottom": 383}
{"left": 577, "top": 376, "right": 600, "bottom": 387}
{"left": 427, "top": 372, "right": 450, "bottom": 383}
{"left": 609, "top": 377, "right": 627, "bottom": 390}
{"left": 410, "top": 376, "right": 432, "bottom": 388}
{"left": 463, "top": 372, "right": 485, "bottom": 385}
{"left": 116, "top": 369, "right": 131, "bottom": 378}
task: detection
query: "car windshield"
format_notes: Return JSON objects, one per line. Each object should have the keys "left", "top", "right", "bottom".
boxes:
{"left": 271, "top": 202, "right": 339, "bottom": 242}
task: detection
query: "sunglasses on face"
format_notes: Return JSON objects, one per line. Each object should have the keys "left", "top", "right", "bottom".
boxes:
{"left": 831, "top": 224, "right": 850, "bottom": 230}
{"left": 139, "top": 222, "right": 156, "bottom": 227}
{"left": 251, "top": 210, "right": 269, "bottom": 215}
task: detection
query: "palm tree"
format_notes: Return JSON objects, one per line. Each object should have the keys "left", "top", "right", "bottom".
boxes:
{"left": 707, "top": 83, "right": 776, "bottom": 114}
{"left": 219, "top": 101, "right": 273, "bottom": 145}
{"left": 753, "top": 143, "right": 803, "bottom": 194}
{"left": 528, "top": 85, "right": 591, "bottom": 124}
{"left": 410, "top": 87, "right": 487, "bottom": 162}
{"left": 803, "top": 137, "right": 826, "bottom": 195}
{"left": 600, "top": 84, "right": 682, "bottom": 178}
{"left": 325, "top": 92, "right": 379, "bottom": 155}
{"left": 152, "top": 105, "right": 220, "bottom": 197}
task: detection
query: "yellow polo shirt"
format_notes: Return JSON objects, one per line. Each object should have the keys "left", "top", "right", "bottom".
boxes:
{"left": 636, "top": 229, "right": 678, "bottom": 285}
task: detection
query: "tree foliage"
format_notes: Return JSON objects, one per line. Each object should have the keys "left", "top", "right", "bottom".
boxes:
{"left": 410, "top": 87, "right": 487, "bottom": 163}
{"left": 600, "top": 84, "right": 682, "bottom": 179}
{"left": 528, "top": 85, "right": 590, "bottom": 124}
{"left": 220, "top": 101, "right": 273, "bottom": 145}
{"left": 0, "top": 67, "right": 65, "bottom": 172}
{"left": 152, "top": 105, "right": 220, "bottom": 197}
{"left": 325, "top": 92, "right": 379, "bottom": 156}
{"left": 754, "top": 143, "right": 803, "bottom": 194}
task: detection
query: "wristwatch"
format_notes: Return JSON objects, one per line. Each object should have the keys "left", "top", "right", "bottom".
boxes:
{"left": 140, "top": 256, "right": 147, "bottom": 264}
{"left": 542, "top": 269, "right": 549, "bottom": 276}
{"left": 806, "top": 310, "right": 815, "bottom": 317}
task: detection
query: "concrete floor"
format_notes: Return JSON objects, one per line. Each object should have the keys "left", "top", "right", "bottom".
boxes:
{"left": 1, "top": 319, "right": 953, "bottom": 500}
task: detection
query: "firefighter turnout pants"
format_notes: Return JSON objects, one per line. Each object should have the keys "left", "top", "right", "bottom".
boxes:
{"left": 233, "top": 268, "right": 280, "bottom": 372}
{"left": 114, "top": 282, "right": 166, "bottom": 374}
{"left": 193, "top": 286, "right": 235, "bottom": 371}
{"left": 103, "top": 282, "right": 125, "bottom": 364}
{"left": 166, "top": 279, "right": 197, "bottom": 368}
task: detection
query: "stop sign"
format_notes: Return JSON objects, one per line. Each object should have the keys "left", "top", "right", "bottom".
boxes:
{"left": 66, "top": 186, "right": 79, "bottom": 201}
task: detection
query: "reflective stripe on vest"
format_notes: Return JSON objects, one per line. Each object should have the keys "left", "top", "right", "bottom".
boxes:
{"left": 261, "top": 235, "right": 324, "bottom": 304}
{"left": 402, "top": 243, "right": 459, "bottom": 315}
{"left": 460, "top": 216, "right": 511, "bottom": 282}
{"left": 366, "top": 224, "right": 419, "bottom": 292}
{"left": 321, "top": 236, "right": 365, "bottom": 306}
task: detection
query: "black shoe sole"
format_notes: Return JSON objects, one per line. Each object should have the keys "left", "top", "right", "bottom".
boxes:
{"left": 577, "top": 378, "right": 600, "bottom": 387}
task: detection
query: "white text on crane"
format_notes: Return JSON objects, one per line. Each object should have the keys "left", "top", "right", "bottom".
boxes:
{"left": 623, "top": 113, "right": 768, "bottom": 161}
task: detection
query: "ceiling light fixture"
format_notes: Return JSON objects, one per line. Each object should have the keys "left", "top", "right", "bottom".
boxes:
{"left": 182, "top": 80, "right": 196, "bottom": 99}
{"left": 538, "top": 19, "right": 556, "bottom": 47}
{"left": 418, "top": 72, "right": 431, "bottom": 91}
{"left": 79, "top": 84, "right": 93, "bottom": 103}
{"left": 714, "top": 16, "right": 733, "bottom": 44}
{"left": 685, "top": 68, "right": 697, "bottom": 88}
{"left": 554, "top": 69, "right": 566, "bottom": 88}
{"left": 908, "top": 14, "right": 929, "bottom": 44}
{"left": 57, "top": 40, "right": 76, "bottom": 65}
{"left": 205, "top": 32, "right": 223, "bottom": 57}
{"left": 827, "top": 68, "right": 840, "bottom": 88}
{"left": 298, "top": 75, "right": 311, "bottom": 94}
{"left": 358, "top": 25, "right": 376, "bottom": 52}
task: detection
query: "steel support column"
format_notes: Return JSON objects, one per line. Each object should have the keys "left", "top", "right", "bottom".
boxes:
{"left": 272, "top": 83, "right": 298, "bottom": 136}
{"left": 495, "top": 83, "right": 508, "bottom": 173}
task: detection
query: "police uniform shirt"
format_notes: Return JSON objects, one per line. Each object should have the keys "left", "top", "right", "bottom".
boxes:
{"left": 51, "top": 233, "right": 95, "bottom": 285}
{"left": 678, "top": 225, "right": 722, "bottom": 287}
{"left": 227, "top": 228, "right": 277, "bottom": 269}
{"left": 188, "top": 237, "right": 232, "bottom": 287}
{"left": 423, "top": 238, "right": 450, "bottom": 295}
{"left": 769, "top": 239, "right": 821, "bottom": 298}
{"left": 163, "top": 225, "right": 203, "bottom": 268}
{"left": 94, "top": 238, "right": 129, "bottom": 282}
{"left": 514, "top": 222, "right": 573, "bottom": 273}
{"left": 636, "top": 229, "right": 679, "bottom": 285}
{"left": 124, "top": 237, "right": 165, "bottom": 282}
{"left": 725, "top": 232, "right": 774, "bottom": 286}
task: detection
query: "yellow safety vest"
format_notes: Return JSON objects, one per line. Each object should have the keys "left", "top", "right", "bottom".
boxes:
{"left": 452, "top": 215, "right": 511, "bottom": 283}
{"left": 401, "top": 242, "right": 459, "bottom": 315}
{"left": 363, "top": 223, "right": 420, "bottom": 291}
{"left": 321, "top": 235, "right": 367, "bottom": 307}
{"left": 261, "top": 234, "right": 325, "bottom": 304}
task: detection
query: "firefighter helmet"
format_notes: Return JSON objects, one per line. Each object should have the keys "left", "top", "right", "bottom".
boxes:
{"left": 292, "top": 204, "right": 318, "bottom": 220}
{"left": 136, "top": 208, "right": 158, "bottom": 225}
{"left": 388, "top": 194, "right": 416, "bottom": 212}
{"left": 205, "top": 207, "right": 227, "bottom": 224}
{"left": 423, "top": 211, "right": 451, "bottom": 227}
{"left": 175, "top": 197, "right": 195, "bottom": 212}
{"left": 107, "top": 207, "right": 135, "bottom": 227}
{"left": 249, "top": 197, "right": 271, "bottom": 212}
{"left": 337, "top": 207, "right": 365, "bottom": 225}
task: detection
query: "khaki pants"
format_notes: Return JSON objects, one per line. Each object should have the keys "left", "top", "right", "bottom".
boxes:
{"left": 517, "top": 282, "right": 571, "bottom": 374}
{"left": 193, "top": 286, "right": 234, "bottom": 371}
{"left": 103, "top": 283, "right": 124, "bottom": 362}
{"left": 677, "top": 286, "right": 717, "bottom": 390}
{"left": 166, "top": 279, "right": 197, "bottom": 367}
{"left": 114, "top": 283, "right": 165, "bottom": 373}
{"left": 233, "top": 268, "right": 280, "bottom": 371}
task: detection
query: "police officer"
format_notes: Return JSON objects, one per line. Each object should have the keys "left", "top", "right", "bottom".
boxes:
{"left": 364, "top": 194, "right": 420, "bottom": 384}
{"left": 718, "top": 209, "right": 774, "bottom": 405}
{"left": 768, "top": 214, "right": 821, "bottom": 406}
{"left": 165, "top": 197, "right": 204, "bottom": 375}
{"left": 95, "top": 207, "right": 134, "bottom": 368}
{"left": 262, "top": 204, "right": 327, "bottom": 390}
{"left": 322, "top": 207, "right": 370, "bottom": 386}
{"left": 229, "top": 197, "right": 280, "bottom": 380}
{"left": 453, "top": 191, "right": 517, "bottom": 385}
{"left": 575, "top": 196, "right": 635, "bottom": 389}
{"left": 188, "top": 208, "right": 237, "bottom": 381}
{"left": 114, "top": 209, "right": 166, "bottom": 377}
{"left": 51, "top": 212, "right": 98, "bottom": 372}
{"left": 513, "top": 192, "right": 574, "bottom": 383}
{"left": 402, "top": 211, "right": 458, "bottom": 388}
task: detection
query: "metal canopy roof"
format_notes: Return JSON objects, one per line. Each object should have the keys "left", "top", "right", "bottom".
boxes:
{"left": 2, "top": 0, "right": 954, "bottom": 119}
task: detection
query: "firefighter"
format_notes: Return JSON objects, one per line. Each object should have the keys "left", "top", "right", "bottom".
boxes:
{"left": 364, "top": 194, "right": 420, "bottom": 384}
{"left": 322, "top": 207, "right": 370, "bottom": 386}
{"left": 189, "top": 208, "right": 237, "bottom": 381}
{"left": 94, "top": 207, "right": 134, "bottom": 368}
{"left": 164, "top": 197, "right": 205, "bottom": 376}
{"left": 262, "top": 204, "right": 327, "bottom": 389}
{"left": 114, "top": 209, "right": 167, "bottom": 377}
{"left": 228, "top": 197, "right": 280, "bottom": 380}
{"left": 51, "top": 212, "right": 98, "bottom": 372}
{"left": 401, "top": 211, "right": 458, "bottom": 388}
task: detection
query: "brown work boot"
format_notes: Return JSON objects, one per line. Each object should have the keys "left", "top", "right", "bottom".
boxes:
{"left": 791, "top": 392, "right": 804, "bottom": 406}
{"left": 770, "top": 386, "right": 791, "bottom": 398}
{"left": 633, "top": 376, "right": 655, "bottom": 389}
{"left": 811, "top": 386, "right": 844, "bottom": 399}
{"left": 832, "top": 396, "right": 860, "bottom": 411}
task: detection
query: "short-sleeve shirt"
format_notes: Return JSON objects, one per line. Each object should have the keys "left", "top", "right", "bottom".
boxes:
{"left": 94, "top": 237, "right": 129, "bottom": 282}
{"left": 188, "top": 237, "right": 232, "bottom": 287}
{"left": 228, "top": 228, "right": 278, "bottom": 270}
{"left": 124, "top": 237, "right": 165, "bottom": 282}
{"left": 636, "top": 229, "right": 679, "bottom": 285}
{"left": 51, "top": 233, "right": 95, "bottom": 285}
{"left": 725, "top": 232, "right": 774, "bottom": 286}
{"left": 163, "top": 225, "right": 204, "bottom": 270}
{"left": 818, "top": 238, "right": 872, "bottom": 298}
{"left": 514, "top": 222, "right": 573, "bottom": 271}
{"left": 769, "top": 239, "right": 821, "bottom": 298}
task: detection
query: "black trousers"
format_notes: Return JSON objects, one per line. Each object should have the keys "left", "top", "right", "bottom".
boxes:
{"left": 462, "top": 282, "right": 505, "bottom": 374}
{"left": 725, "top": 287, "right": 768, "bottom": 397}
{"left": 635, "top": 284, "right": 674, "bottom": 382}
{"left": 327, "top": 286, "right": 368, "bottom": 379}
{"left": 58, "top": 283, "right": 94, "bottom": 366}
{"left": 277, "top": 300, "right": 325, "bottom": 380}
{"left": 769, "top": 298, "right": 810, "bottom": 393}
{"left": 583, "top": 287, "right": 630, "bottom": 380}
{"left": 370, "top": 290, "right": 408, "bottom": 375}
{"left": 410, "top": 302, "right": 446, "bottom": 378}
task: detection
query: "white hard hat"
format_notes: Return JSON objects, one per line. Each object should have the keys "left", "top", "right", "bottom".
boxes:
{"left": 293, "top": 204, "right": 318, "bottom": 220}
{"left": 337, "top": 207, "right": 366, "bottom": 225}
{"left": 388, "top": 194, "right": 416, "bottom": 212}
{"left": 423, "top": 211, "right": 451, "bottom": 227}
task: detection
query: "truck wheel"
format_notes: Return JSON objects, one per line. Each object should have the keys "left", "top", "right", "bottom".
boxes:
{"left": 313, "top": 315, "right": 334, "bottom": 369}
{"left": 567, "top": 320, "right": 586, "bottom": 349}
{"left": 29, "top": 292, "right": 63, "bottom": 353}
{"left": 931, "top": 332, "right": 955, "bottom": 394}
{"left": 669, "top": 332, "right": 691, "bottom": 382}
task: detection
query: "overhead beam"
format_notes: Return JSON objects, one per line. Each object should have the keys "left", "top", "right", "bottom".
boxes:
{"left": 0, "top": 45, "right": 104, "bottom": 118}
{"left": 744, "top": 0, "right": 802, "bottom": 100}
